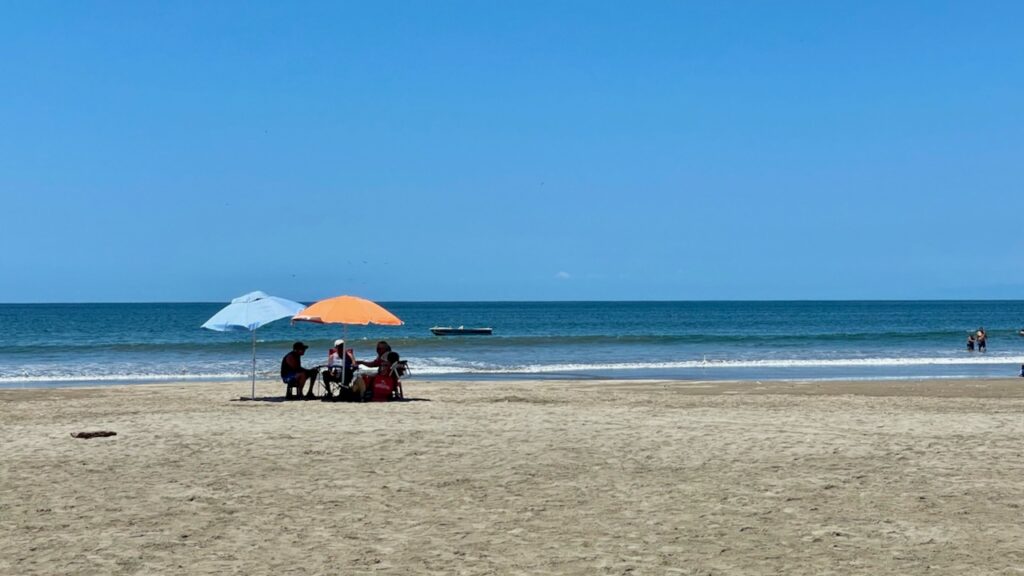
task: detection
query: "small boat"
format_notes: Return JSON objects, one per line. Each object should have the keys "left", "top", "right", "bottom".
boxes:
{"left": 430, "top": 326, "right": 493, "bottom": 336}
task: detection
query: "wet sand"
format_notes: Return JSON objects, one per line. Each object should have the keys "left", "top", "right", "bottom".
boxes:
{"left": 3, "top": 378, "right": 1024, "bottom": 575}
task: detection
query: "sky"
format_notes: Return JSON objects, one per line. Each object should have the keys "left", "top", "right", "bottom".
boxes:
{"left": 1, "top": 1, "right": 1022, "bottom": 302}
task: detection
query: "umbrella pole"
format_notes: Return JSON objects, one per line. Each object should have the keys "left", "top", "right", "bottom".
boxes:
{"left": 342, "top": 325, "right": 350, "bottom": 391}
{"left": 343, "top": 324, "right": 349, "bottom": 384}
{"left": 251, "top": 330, "right": 257, "bottom": 400}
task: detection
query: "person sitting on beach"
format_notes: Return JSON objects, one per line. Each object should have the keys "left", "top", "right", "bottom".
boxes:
{"left": 326, "top": 339, "right": 354, "bottom": 375}
{"left": 280, "top": 342, "right": 319, "bottom": 400}
{"left": 322, "top": 339, "right": 355, "bottom": 397}
{"left": 363, "top": 351, "right": 405, "bottom": 400}
{"left": 976, "top": 328, "right": 987, "bottom": 352}
{"left": 353, "top": 341, "right": 392, "bottom": 399}
{"left": 967, "top": 334, "right": 975, "bottom": 352}
{"left": 384, "top": 350, "right": 409, "bottom": 394}
{"left": 377, "top": 351, "right": 406, "bottom": 380}
{"left": 357, "top": 341, "right": 392, "bottom": 372}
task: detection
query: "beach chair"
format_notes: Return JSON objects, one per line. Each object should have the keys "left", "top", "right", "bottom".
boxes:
{"left": 392, "top": 360, "right": 409, "bottom": 400}
{"left": 369, "top": 361, "right": 409, "bottom": 401}
{"left": 321, "top": 358, "right": 356, "bottom": 400}
{"left": 370, "top": 373, "right": 395, "bottom": 402}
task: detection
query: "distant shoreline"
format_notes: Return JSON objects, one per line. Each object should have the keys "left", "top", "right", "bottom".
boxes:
{"left": 4, "top": 374, "right": 1024, "bottom": 392}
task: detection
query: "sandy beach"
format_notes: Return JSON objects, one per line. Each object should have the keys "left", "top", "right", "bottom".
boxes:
{"left": 3, "top": 378, "right": 1024, "bottom": 575}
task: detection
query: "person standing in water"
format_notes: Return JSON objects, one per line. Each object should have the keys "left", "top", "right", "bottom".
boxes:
{"left": 967, "top": 333, "right": 975, "bottom": 352}
{"left": 976, "top": 328, "right": 987, "bottom": 352}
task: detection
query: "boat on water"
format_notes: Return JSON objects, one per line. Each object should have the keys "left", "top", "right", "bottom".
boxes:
{"left": 430, "top": 326, "right": 493, "bottom": 336}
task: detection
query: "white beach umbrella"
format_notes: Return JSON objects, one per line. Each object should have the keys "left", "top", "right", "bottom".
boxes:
{"left": 201, "top": 291, "right": 305, "bottom": 399}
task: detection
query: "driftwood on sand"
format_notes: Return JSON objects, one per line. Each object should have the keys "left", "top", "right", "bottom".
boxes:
{"left": 70, "top": 431, "right": 117, "bottom": 439}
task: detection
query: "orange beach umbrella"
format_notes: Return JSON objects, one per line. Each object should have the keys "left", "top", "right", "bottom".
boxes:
{"left": 292, "top": 295, "right": 403, "bottom": 326}
{"left": 292, "top": 296, "right": 402, "bottom": 367}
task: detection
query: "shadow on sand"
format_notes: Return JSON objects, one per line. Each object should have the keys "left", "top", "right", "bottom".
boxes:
{"left": 231, "top": 396, "right": 431, "bottom": 404}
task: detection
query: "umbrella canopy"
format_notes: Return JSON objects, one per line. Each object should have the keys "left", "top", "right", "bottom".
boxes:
{"left": 293, "top": 296, "right": 402, "bottom": 377}
{"left": 202, "top": 291, "right": 306, "bottom": 399}
{"left": 202, "top": 291, "right": 306, "bottom": 332}
{"left": 292, "top": 295, "right": 403, "bottom": 326}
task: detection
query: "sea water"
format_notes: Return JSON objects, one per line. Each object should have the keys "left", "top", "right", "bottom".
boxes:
{"left": 2, "top": 301, "right": 1023, "bottom": 388}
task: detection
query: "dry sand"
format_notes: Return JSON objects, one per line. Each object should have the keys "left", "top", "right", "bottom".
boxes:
{"left": 3, "top": 378, "right": 1024, "bottom": 575}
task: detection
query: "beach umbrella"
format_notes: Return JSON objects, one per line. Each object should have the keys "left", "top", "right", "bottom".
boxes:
{"left": 201, "top": 291, "right": 306, "bottom": 399}
{"left": 292, "top": 295, "right": 403, "bottom": 365}
{"left": 292, "top": 295, "right": 403, "bottom": 326}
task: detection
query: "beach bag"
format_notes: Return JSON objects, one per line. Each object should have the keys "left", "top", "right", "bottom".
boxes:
{"left": 334, "top": 384, "right": 359, "bottom": 402}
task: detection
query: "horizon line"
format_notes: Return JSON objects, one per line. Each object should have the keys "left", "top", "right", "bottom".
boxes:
{"left": 3, "top": 298, "right": 1024, "bottom": 305}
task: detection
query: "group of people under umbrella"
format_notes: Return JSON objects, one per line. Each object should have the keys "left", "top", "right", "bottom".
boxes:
{"left": 280, "top": 338, "right": 403, "bottom": 401}
{"left": 201, "top": 291, "right": 405, "bottom": 400}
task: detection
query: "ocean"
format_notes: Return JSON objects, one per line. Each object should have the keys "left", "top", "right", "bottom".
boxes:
{"left": 2, "top": 301, "right": 1023, "bottom": 388}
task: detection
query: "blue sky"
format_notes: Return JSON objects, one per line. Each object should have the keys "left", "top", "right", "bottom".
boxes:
{"left": 1, "top": 1, "right": 1022, "bottom": 302}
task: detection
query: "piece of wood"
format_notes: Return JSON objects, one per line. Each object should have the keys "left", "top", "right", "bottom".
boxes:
{"left": 70, "top": 431, "right": 117, "bottom": 439}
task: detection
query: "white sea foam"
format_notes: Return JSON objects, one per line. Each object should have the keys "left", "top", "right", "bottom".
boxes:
{"left": 2, "top": 355, "right": 1022, "bottom": 384}
{"left": 0, "top": 372, "right": 245, "bottom": 385}
{"left": 409, "top": 355, "right": 1024, "bottom": 375}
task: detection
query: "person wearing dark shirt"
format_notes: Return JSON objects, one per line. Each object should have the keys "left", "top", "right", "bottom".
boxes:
{"left": 280, "top": 341, "right": 319, "bottom": 400}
